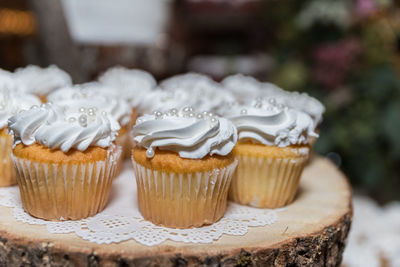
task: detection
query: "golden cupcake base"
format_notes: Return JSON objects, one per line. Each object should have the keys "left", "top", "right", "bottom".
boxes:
{"left": 229, "top": 143, "right": 309, "bottom": 208}
{"left": 132, "top": 158, "right": 237, "bottom": 229}
{"left": 11, "top": 145, "right": 121, "bottom": 221}
{"left": 0, "top": 131, "right": 16, "bottom": 187}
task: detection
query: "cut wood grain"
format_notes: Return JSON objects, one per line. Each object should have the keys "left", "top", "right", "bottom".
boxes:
{"left": 0, "top": 157, "right": 352, "bottom": 266}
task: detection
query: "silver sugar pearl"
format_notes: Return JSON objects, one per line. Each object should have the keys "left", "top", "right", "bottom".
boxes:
{"left": 78, "top": 114, "right": 88, "bottom": 127}
{"left": 277, "top": 104, "right": 285, "bottom": 109}
{"left": 268, "top": 98, "right": 276, "bottom": 105}
{"left": 136, "top": 118, "right": 143, "bottom": 124}
{"left": 240, "top": 109, "right": 247, "bottom": 115}
{"left": 254, "top": 101, "right": 262, "bottom": 108}
{"left": 210, "top": 117, "right": 217, "bottom": 123}
{"left": 202, "top": 111, "right": 208, "bottom": 116}
{"left": 146, "top": 147, "right": 155, "bottom": 158}
{"left": 196, "top": 114, "right": 204, "bottom": 119}
{"left": 207, "top": 112, "right": 214, "bottom": 117}
{"left": 68, "top": 117, "right": 76, "bottom": 123}
{"left": 101, "top": 111, "right": 107, "bottom": 116}
{"left": 88, "top": 108, "right": 95, "bottom": 114}
{"left": 79, "top": 107, "right": 86, "bottom": 113}
{"left": 88, "top": 111, "right": 95, "bottom": 116}
{"left": 155, "top": 111, "right": 163, "bottom": 119}
{"left": 170, "top": 108, "right": 178, "bottom": 115}
{"left": 188, "top": 112, "right": 195, "bottom": 118}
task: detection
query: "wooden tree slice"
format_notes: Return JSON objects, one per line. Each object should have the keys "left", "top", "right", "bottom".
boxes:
{"left": 0, "top": 157, "right": 352, "bottom": 266}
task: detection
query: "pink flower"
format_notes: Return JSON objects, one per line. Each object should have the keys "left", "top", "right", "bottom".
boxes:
{"left": 354, "top": 0, "right": 377, "bottom": 18}
{"left": 312, "top": 38, "right": 361, "bottom": 89}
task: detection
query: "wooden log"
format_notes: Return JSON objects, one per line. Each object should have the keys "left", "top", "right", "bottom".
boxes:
{"left": 0, "top": 157, "right": 352, "bottom": 266}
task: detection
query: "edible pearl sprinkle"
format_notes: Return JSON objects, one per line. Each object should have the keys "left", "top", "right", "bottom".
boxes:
{"left": 155, "top": 111, "right": 163, "bottom": 119}
{"left": 240, "top": 109, "right": 247, "bottom": 115}
{"left": 79, "top": 107, "right": 86, "bottom": 113}
{"left": 102, "top": 111, "right": 107, "bottom": 116}
{"left": 68, "top": 117, "right": 76, "bottom": 123}
{"left": 196, "top": 114, "right": 204, "bottom": 119}
{"left": 268, "top": 98, "right": 276, "bottom": 105}
{"left": 146, "top": 147, "right": 155, "bottom": 158}
{"left": 78, "top": 114, "right": 87, "bottom": 127}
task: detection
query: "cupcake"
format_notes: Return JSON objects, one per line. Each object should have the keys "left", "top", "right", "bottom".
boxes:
{"left": 8, "top": 103, "right": 121, "bottom": 220}
{"left": 131, "top": 107, "right": 238, "bottom": 228}
{"left": 222, "top": 98, "right": 318, "bottom": 208}
{"left": 159, "top": 73, "right": 236, "bottom": 115}
{"left": 47, "top": 85, "right": 132, "bottom": 160}
{"left": 222, "top": 74, "right": 325, "bottom": 145}
{"left": 98, "top": 66, "right": 157, "bottom": 123}
{"left": 14, "top": 65, "right": 72, "bottom": 102}
{"left": 0, "top": 81, "right": 40, "bottom": 187}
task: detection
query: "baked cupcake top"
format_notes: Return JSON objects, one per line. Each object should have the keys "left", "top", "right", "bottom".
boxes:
{"left": 47, "top": 85, "right": 131, "bottom": 127}
{"left": 222, "top": 74, "right": 325, "bottom": 126}
{"left": 132, "top": 107, "right": 238, "bottom": 159}
{"left": 222, "top": 99, "right": 317, "bottom": 147}
{"left": 159, "top": 73, "right": 236, "bottom": 115}
{"left": 14, "top": 65, "right": 72, "bottom": 97}
{"left": 8, "top": 102, "right": 119, "bottom": 152}
{"left": 98, "top": 66, "right": 157, "bottom": 109}
{"left": 0, "top": 88, "right": 41, "bottom": 129}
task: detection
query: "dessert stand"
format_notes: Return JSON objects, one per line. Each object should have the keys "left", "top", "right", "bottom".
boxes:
{"left": 0, "top": 156, "right": 352, "bottom": 266}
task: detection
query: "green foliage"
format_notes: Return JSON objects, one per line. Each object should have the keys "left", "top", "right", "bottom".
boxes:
{"left": 260, "top": 1, "right": 400, "bottom": 202}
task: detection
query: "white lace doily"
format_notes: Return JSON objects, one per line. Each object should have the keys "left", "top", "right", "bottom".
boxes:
{"left": 0, "top": 162, "right": 282, "bottom": 246}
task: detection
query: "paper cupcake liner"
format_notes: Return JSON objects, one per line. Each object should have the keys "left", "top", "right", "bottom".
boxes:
{"left": 131, "top": 159, "right": 238, "bottom": 229}
{"left": 229, "top": 153, "right": 308, "bottom": 208}
{"left": 0, "top": 134, "right": 16, "bottom": 187}
{"left": 11, "top": 145, "right": 121, "bottom": 221}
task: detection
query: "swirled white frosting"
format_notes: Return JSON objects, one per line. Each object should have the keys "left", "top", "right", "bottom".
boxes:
{"left": 0, "top": 88, "right": 41, "bottom": 129}
{"left": 98, "top": 67, "right": 157, "bottom": 108}
{"left": 223, "top": 100, "right": 317, "bottom": 147}
{"left": 159, "top": 73, "right": 236, "bottom": 115}
{"left": 47, "top": 85, "right": 131, "bottom": 127}
{"left": 160, "top": 72, "right": 213, "bottom": 90}
{"left": 222, "top": 74, "right": 325, "bottom": 125}
{"left": 132, "top": 108, "right": 237, "bottom": 159}
{"left": 8, "top": 103, "right": 119, "bottom": 152}
{"left": 14, "top": 65, "right": 72, "bottom": 97}
{"left": 136, "top": 88, "right": 191, "bottom": 114}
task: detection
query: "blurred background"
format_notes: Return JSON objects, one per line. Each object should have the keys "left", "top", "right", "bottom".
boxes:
{"left": 0, "top": 0, "right": 399, "bottom": 265}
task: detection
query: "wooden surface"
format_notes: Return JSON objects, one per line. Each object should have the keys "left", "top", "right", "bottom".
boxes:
{"left": 0, "top": 156, "right": 352, "bottom": 266}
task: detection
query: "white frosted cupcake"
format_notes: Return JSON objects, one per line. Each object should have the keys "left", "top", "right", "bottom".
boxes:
{"left": 98, "top": 66, "right": 157, "bottom": 123}
{"left": 222, "top": 98, "right": 318, "bottom": 208}
{"left": 131, "top": 107, "right": 238, "bottom": 228}
{"left": 8, "top": 103, "right": 121, "bottom": 220}
{"left": 14, "top": 65, "right": 72, "bottom": 102}
{"left": 0, "top": 80, "right": 41, "bottom": 187}
{"left": 222, "top": 74, "right": 325, "bottom": 143}
{"left": 48, "top": 85, "right": 132, "bottom": 160}
{"left": 160, "top": 73, "right": 236, "bottom": 115}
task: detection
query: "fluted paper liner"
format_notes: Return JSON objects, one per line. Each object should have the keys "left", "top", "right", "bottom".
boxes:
{"left": 11, "top": 146, "right": 121, "bottom": 221}
{"left": 229, "top": 154, "right": 308, "bottom": 208}
{"left": 131, "top": 159, "right": 238, "bottom": 229}
{"left": 0, "top": 134, "right": 16, "bottom": 187}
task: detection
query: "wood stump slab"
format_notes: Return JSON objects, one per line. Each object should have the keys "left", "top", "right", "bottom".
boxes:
{"left": 0, "top": 157, "right": 352, "bottom": 267}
